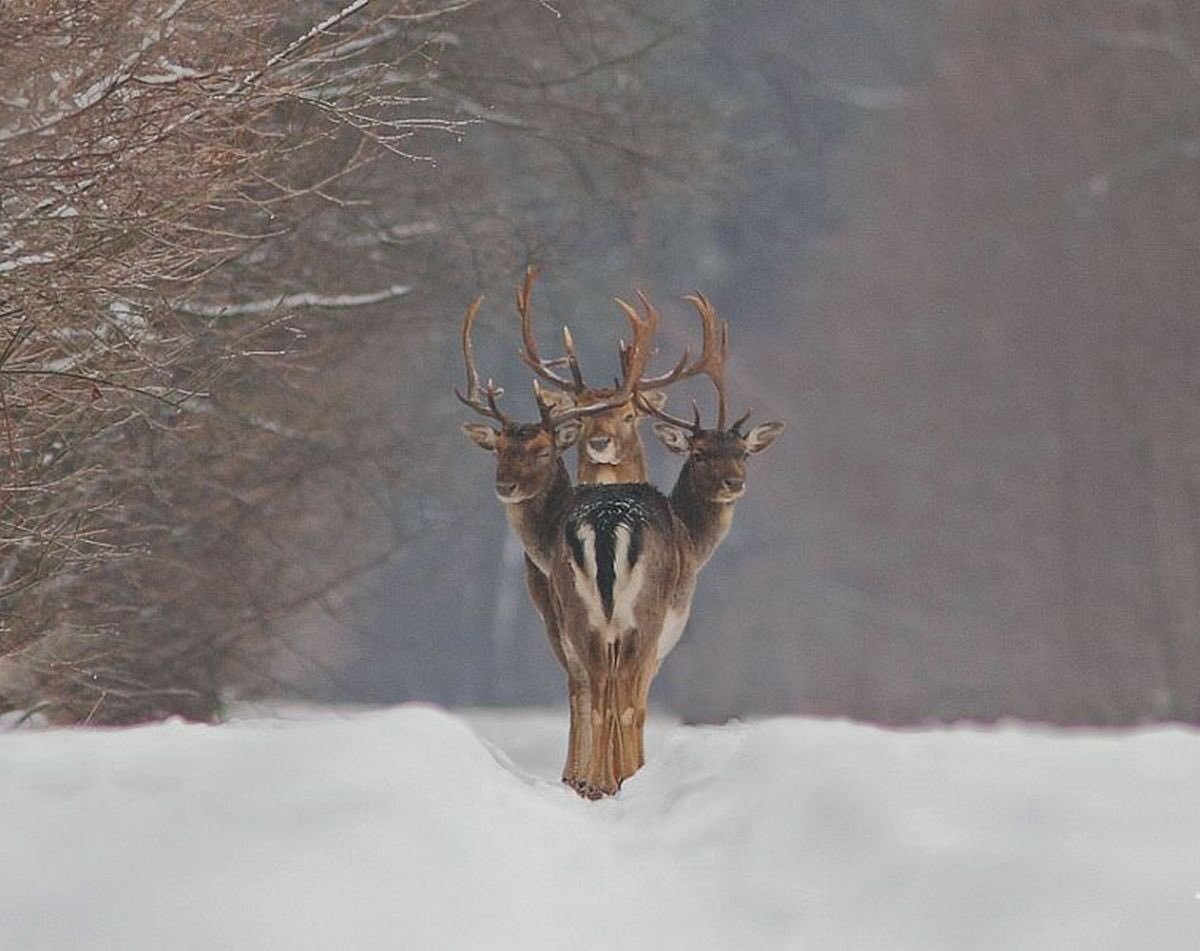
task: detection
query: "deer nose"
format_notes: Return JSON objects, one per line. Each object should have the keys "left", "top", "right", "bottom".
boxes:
{"left": 495, "top": 481, "right": 518, "bottom": 498}
{"left": 588, "top": 436, "right": 611, "bottom": 451}
{"left": 722, "top": 477, "right": 745, "bottom": 494}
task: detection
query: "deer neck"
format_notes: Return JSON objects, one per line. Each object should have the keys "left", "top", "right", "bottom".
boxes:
{"left": 575, "top": 444, "right": 647, "bottom": 485}
{"left": 503, "top": 458, "right": 573, "bottom": 574}
{"left": 669, "top": 462, "right": 737, "bottom": 569}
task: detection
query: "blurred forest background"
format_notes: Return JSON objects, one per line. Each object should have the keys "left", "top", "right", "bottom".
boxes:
{"left": 3, "top": 0, "right": 1199, "bottom": 726}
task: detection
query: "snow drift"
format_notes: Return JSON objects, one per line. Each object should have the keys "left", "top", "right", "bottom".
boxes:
{"left": 2, "top": 705, "right": 1197, "bottom": 950}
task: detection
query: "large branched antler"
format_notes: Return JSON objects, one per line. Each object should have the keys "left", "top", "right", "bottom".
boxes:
{"left": 681, "top": 292, "right": 730, "bottom": 429}
{"left": 521, "top": 268, "right": 690, "bottom": 401}
{"left": 612, "top": 291, "right": 688, "bottom": 395}
{"left": 454, "top": 296, "right": 511, "bottom": 424}
{"left": 627, "top": 289, "right": 727, "bottom": 407}
{"left": 534, "top": 290, "right": 661, "bottom": 428}
{"left": 455, "top": 283, "right": 661, "bottom": 431}
{"left": 517, "top": 266, "right": 585, "bottom": 393}
{"left": 636, "top": 292, "right": 752, "bottom": 433}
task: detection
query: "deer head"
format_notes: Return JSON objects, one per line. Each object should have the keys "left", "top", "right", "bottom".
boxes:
{"left": 535, "top": 388, "right": 667, "bottom": 471}
{"left": 462, "top": 419, "right": 581, "bottom": 503}
{"left": 516, "top": 268, "right": 683, "bottom": 481}
{"left": 653, "top": 417, "right": 785, "bottom": 502}
{"left": 642, "top": 293, "right": 785, "bottom": 504}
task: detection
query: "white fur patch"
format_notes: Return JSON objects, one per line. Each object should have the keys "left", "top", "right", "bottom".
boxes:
{"left": 567, "top": 524, "right": 606, "bottom": 632}
{"left": 567, "top": 522, "right": 648, "bottom": 648}
{"left": 657, "top": 604, "right": 691, "bottom": 661}
{"left": 609, "top": 525, "right": 645, "bottom": 641}
{"left": 584, "top": 443, "right": 621, "bottom": 467}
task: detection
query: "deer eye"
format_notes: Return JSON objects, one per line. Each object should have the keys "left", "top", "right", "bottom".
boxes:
{"left": 692, "top": 450, "right": 707, "bottom": 463}
{"left": 536, "top": 448, "right": 552, "bottom": 460}
{"left": 623, "top": 413, "right": 636, "bottom": 423}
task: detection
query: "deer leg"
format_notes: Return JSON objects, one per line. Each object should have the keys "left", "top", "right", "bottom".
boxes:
{"left": 563, "top": 676, "right": 593, "bottom": 790}
{"left": 583, "top": 673, "right": 614, "bottom": 798}
{"left": 562, "top": 676, "right": 578, "bottom": 787}
{"left": 603, "top": 638, "right": 650, "bottom": 791}
{"left": 527, "top": 560, "right": 587, "bottom": 789}
{"left": 632, "top": 661, "right": 657, "bottom": 769}
{"left": 613, "top": 644, "right": 657, "bottom": 781}
{"left": 581, "top": 641, "right": 622, "bottom": 798}
{"left": 612, "top": 670, "right": 642, "bottom": 784}
{"left": 604, "top": 648, "right": 643, "bottom": 787}
{"left": 608, "top": 639, "right": 652, "bottom": 788}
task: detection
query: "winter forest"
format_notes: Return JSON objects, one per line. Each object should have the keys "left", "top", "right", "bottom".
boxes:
{"left": 3, "top": 1, "right": 1200, "bottom": 948}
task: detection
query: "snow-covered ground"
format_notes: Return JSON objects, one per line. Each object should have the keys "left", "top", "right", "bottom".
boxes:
{"left": 2, "top": 704, "right": 1198, "bottom": 951}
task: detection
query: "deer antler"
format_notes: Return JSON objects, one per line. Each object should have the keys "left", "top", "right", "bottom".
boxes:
{"left": 517, "top": 266, "right": 586, "bottom": 393}
{"left": 455, "top": 285, "right": 660, "bottom": 431}
{"left": 616, "top": 288, "right": 725, "bottom": 402}
{"left": 521, "top": 268, "right": 692, "bottom": 402}
{"left": 612, "top": 290, "right": 696, "bottom": 394}
{"left": 454, "top": 296, "right": 511, "bottom": 424}
{"left": 637, "top": 292, "right": 747, "bottom": 432}
{"left": 681, "top": 292, "right": 730, "bottom": 428}
{"left": 535, "top": 291, "right": 661, "bottom": 428}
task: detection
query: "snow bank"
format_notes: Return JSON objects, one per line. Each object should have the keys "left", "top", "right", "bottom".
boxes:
{"left": 2, "top": 705, "right": 1197, "bottom": 950}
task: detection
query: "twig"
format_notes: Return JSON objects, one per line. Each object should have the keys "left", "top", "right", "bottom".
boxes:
{"left": 176, "top": 283, "right": 412, "bottom": 318}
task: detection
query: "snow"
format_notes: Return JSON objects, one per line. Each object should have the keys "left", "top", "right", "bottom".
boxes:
{"left": 1, "top": 705, "right": 1198, "bottom": 950}
{"left": 0, "top": 252, "right": 55, "bottom": 273}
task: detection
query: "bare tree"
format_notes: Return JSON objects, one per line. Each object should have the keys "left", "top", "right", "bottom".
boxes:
{"left": 0, "top": 0, "right": 473, "bottom": 721}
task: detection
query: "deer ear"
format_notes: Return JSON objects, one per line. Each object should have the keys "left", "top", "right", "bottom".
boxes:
{"left": 652, "top": 421, "right": 691, "bottom": 455}
{"left": 744, "top": 421, "right": 785, "bottom": 455}
{"left": 462, "top": 423, "right": 500, "bottom": 451}
{"left": 637, "top": 390, "right": 668, "bottom": 414}
{"left": 537, "top": 389, "right": 575, "bottom": 413}
{"left": 555, "top": 420, "right": 582, "bottom": 451}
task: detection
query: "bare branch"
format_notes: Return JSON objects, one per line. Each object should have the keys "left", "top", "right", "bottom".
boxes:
{"left": 175, "top": 283, "right": 412, "bottom": 318}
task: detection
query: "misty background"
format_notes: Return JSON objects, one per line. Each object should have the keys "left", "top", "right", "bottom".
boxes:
{"left": 329, "top": 0, "right": 1200, "bottom": 726}
{"left": 4, "top": 0, "right": 1198, "bottom": 727}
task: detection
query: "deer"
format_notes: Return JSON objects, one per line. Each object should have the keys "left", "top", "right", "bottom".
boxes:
{"left": 458, "top": 290, "right": 661, "bottom": 793}
{"left": 460, "top": 287, "right": 784, "bottom": 798}
{"left": 504, "top": 268, "right": 705, "bottom": 788}
{"left": 551, "top": 292, "right": 783, "bottom": 796}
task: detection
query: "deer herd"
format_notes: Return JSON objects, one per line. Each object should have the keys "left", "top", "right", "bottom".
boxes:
{"left": 458, "top": 269, "right": 784, "bottom": 799}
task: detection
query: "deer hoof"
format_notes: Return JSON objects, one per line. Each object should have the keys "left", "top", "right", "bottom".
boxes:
{"left": 575, "top": 778, "right": 620, "bottom": 800}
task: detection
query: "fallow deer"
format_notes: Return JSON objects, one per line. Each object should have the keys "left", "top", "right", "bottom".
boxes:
{"left": 458, "top": 292, "right": 659, "bottom": 792}
{"left": 507, "top": 268, "right": 710, "bottom": 788}
{"left": 460, "top": 289, "right": 784, "bottom": 798}
{"left": 516, "top": 275, "right": 757, "bottom": 786}
{"left": 546, "top": 292, "right": 783, "bottom": 796}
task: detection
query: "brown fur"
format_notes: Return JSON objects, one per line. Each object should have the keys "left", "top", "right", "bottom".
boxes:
{"left": 555, "top": 420, "right": 785, "bottom": 797}
{"left": 536, "top": 390, "right": 666, "bottom": 485}
{"left": 532, "top": 394, "right": 659, "bottom": 789}
{"left": 513, "top": 389, "right": 663, "bottom": 789}
{"left": 463, "top": 419, "right": 596, "bottom": 788}
{"left": 458, "top": 274, "right": 670, "bottom": 790}
{"left": 586, "top": 419, "right": 783, "bottom": 796}
{"left": 464, "top": 415, "right": 784, "bottom": 798}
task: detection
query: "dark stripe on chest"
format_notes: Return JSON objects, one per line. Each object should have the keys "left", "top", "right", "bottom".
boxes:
{"left": 565, "top": 489, "right": 657, "bottom": 621}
